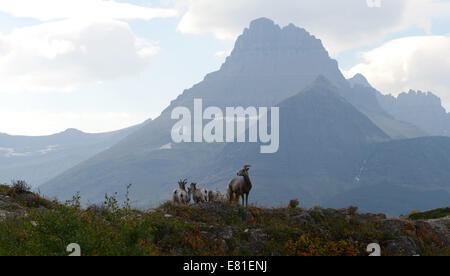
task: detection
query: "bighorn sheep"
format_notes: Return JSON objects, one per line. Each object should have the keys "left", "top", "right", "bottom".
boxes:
{"left": 207, "top": 190, "right": 223, "bottom": 202}
{"left": 227, "top": 165, "right": 252, "bottom": 207}
{"left": 188, "top": 183, "right": 208, "bottom": 204}
{"left": 173, "top": 179, "right": 190, "bottom": 205}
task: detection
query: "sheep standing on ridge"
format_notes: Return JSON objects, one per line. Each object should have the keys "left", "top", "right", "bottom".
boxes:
{"left": 188, "top": 183, "right": 208, "bottom": 204}
{"left": 227, "top": 165, "right": 252, "bottom": 208}
{"left": 208, "top": 190, "right": 223, "bottom": 202}
{"left": 173, "top": 179, "right": 190, "bottom": 205}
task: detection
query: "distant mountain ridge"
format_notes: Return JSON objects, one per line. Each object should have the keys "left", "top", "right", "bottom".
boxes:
{"left": 345, "top": 74, "right": 428, "bottom": 139}
{"left": 378, "top": 90, "right": 450, "bottom": 136}
{"left": 0, "top": 124, "right": 145, "bottom": 186}
{"left": 347, "top": 73, "right": 450, "bottom": 137}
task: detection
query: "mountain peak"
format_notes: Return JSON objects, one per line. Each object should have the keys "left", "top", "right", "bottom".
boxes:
{"left": 397, "top": 90, "right": 443, "bottom": 108}
{"left": 216, "top": 18, "right": 346, "bottom": 89}
{"left": 303, "top": 76, "right": 339, "bottom": 96}
{"left": 232, "top": 18, "right": 325, "bottom": 54}
{"left": 347, "top": 73, "right": 371, "bottom": 88}
{"left": 248, "top": 17, "right": 278, "bottom": 30}
{"left": 60, "top": 128, "right": 84, "bottom": 135}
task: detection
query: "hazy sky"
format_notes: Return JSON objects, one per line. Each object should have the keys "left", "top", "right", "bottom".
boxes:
{"left": 0, "top": 0, "right": 449, "bottom": 136}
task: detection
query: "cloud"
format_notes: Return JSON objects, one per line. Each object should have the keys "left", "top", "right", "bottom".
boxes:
{"left": 214, "top": 50, "right": 231, "bottom": 58}
{"left": 343, "top": 35, "right": 450, "bottom": 108}
{"left": 0, "top": 109, "right": 148, "bottom": 136}
{"left": 0, "top": 0, "right": 179, "bottom": 92}
{"left": 0, "top": 147, "right": 33, "bottom": 157}
{"left": 0, "top": 34, "right": 10, "bottom": 54}
{"left": 0, "top": 0, "right": 178, "bottom": 21}
{"left": 0, "top": 145, "right": 58, "bottom": 158}
{"left": 176, "top": 0, "right": 450, "bottom": 53}
{"left": 0, "top": 19, "right": 159, "bottom": 92}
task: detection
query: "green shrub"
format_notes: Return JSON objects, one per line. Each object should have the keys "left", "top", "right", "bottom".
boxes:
{"left": 289, "top": 199, "right": 300, "bottom": 209}
{"left": 9, "top": 180, "right": 31, "bottom": 195}
{"left": 0, "top": 185, "right": 448, "bottom": 256}
{"left": 408, "top": 207, "right": 450, "bottom": 220}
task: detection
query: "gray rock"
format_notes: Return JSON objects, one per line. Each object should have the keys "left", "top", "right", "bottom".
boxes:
{"left": 356, "top": 213, "right": 387, "bottom": 222}
{"left": 385, "top": 236, "right": 421, "bottom": 256}
{"left": 291, "top": 212, "right": 314, "bottom": 225}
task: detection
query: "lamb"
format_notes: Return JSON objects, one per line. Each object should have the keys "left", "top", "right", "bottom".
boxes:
{"left": 173, "top": 179, "right": 190, "bottom": 205}
{"left": 207, "top": 190, "right": 223, "bottom": 202}
{"left": 188, "top": 183, "right": 208, "bottom": 204}
{"left": 227, "top": 165, "right": 252, "bottom": 208}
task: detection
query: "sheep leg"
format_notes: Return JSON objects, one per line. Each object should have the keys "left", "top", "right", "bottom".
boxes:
{"left": 245, "top": 193, "right": 249, "bottom": 208}
{"left": 230, "top": 192, "right": 236, "bottom": 203}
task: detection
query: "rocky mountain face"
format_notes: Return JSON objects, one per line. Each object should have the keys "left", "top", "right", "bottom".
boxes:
{"left": 0, "top": 124, "right": 143, "bottom": 186}
{"left": 347, "top": 73, "right": 372, "bottom": 88}
{"left": 346, "top": 74, "right": 428, "bottom": 139}
{"left": 348, "top": 73, "right": 450, "bottom": 138}
{"left": 377, "top": 90, "right": 450, "bottom": 136}
{"left": 324, "top": 135, "right": 450, "bottom": 215}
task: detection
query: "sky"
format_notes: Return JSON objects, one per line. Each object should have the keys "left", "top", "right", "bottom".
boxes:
{"left": 0, "top": 0, "right": 449, "bottom": 136}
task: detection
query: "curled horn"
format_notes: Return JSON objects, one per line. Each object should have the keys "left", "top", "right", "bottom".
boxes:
{"left": 177, "top": 179, "right": 184, "bottom": 189}
{"left": 243, "top": 165, "right": 251, "bottom": 169}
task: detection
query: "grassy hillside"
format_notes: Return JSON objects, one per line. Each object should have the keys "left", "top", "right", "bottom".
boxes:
{"left": 409, "top": 208, "right": 450, "bottom": 221}
{"left": 0, "top": 184, "right": 448, "bottom": 256}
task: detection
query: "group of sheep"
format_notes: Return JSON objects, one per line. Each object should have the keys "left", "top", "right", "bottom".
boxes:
{"left": 173, "top": 179, "right": 224, "bottom": 205}
{"left": 173, "top": 165, "right": 253, "bottom": 208}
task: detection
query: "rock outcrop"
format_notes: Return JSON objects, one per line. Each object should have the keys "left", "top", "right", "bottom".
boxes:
{"left": 0, "top": 194, "right": 25, "bottom": 222}
{"left": 159, "top": 202, "right": 449, "bottom": 256}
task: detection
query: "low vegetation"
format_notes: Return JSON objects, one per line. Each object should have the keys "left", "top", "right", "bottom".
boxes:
{"left": 408, "top": 208, "right": 450, "bottom": 221}
{"left": 0, "top": 181, "right": 53, "bottom": 209}
{"left": 0, "top": 184, "right": 448, "bottom": 256}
